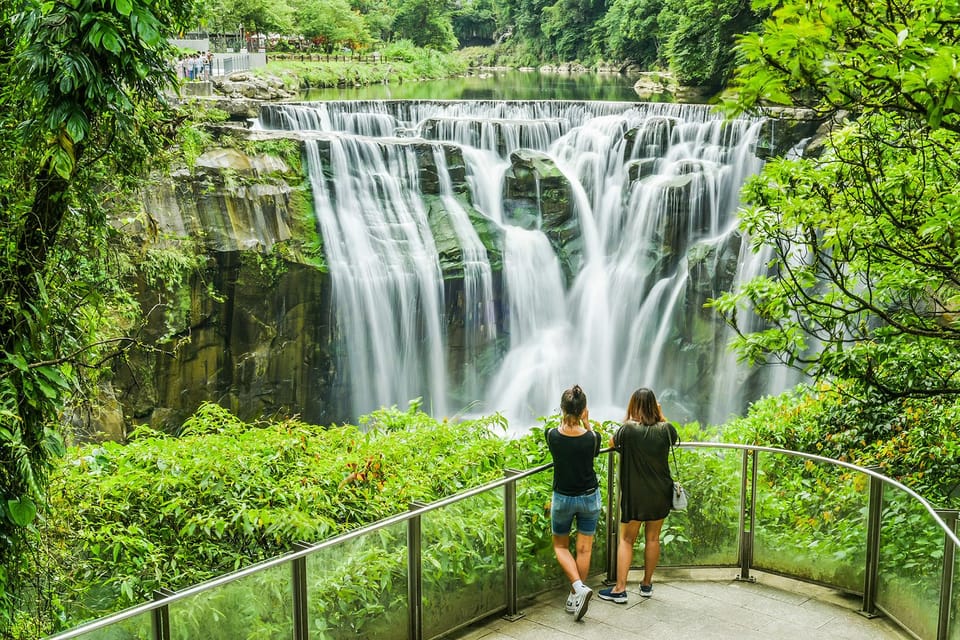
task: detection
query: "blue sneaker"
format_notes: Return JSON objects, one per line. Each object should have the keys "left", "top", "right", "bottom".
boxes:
{"left": 639, "top": 583, "right": 653, "bottom": 598}
{"left": 598, "top": 587, "right": 628, "bottom": 604}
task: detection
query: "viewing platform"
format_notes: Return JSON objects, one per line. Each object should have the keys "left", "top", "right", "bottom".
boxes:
{"left": 455, "top": 568, "right": 909, "bottom": 640}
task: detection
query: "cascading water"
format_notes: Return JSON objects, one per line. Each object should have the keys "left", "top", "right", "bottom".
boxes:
{"left": 259, "top": 100, "right": 802, "bottom": 428}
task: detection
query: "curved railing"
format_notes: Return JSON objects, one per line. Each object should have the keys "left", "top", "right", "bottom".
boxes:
{"left": 48, "top": 443, "right": 959, "bottom": 640}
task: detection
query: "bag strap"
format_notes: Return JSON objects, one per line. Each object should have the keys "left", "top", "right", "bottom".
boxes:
{"left": 670, "top": 433, "right": 681, "bottom": 481}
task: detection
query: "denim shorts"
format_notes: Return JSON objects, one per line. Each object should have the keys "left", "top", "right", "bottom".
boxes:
{"left": 551, "top": 489, "right": 601, "bottom": 536}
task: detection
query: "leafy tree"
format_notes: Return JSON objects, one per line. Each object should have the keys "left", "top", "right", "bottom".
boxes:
{"left": 391, "top": 0, "right": 459, "bottom": 52}
{"left": 660, "top": 0, "right": 756, "bottom": 88}
{"left": 540, "top": 0, "right": 606, "bottom": 61}
{"left": 597, "top": 0, "right": 664, "bottom": 67}
{"left": 452, "top": 0, "right": 497, "bottom": 47}
{"left": 0, "top": 0, "right": 193, "bottom": 633}
{"left": 350, "top": 0, "right": 395, "bottom": 41}
{"left": 229, "top": 0, "right": 293, "bottom": 38}
{"left": 713, "top": 0, "right": 960, "bottom": 401}
{"left": 291, "top": 0, "right": 371, "bottom": 51}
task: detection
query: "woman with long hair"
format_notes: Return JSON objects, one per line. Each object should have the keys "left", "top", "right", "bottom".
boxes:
{"left": 598, "top": 387, "right": 678, "bottom": 604}
{"left": 546, "top": 384, "right": 601, "bottom": 621}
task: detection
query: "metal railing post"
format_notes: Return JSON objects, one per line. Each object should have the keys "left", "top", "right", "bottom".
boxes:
{"left": 937, "top": 510, "right": 958, "bottom": 640}
{"left": 292, "top": 542, "right": 310, "bottom": 640}
{"left": 605, "top": 450, "right": 619, "bottom": 584}
{"left": 151, "top": 589, "right": 174, "bottom": 640}
{"left": 736, "top": 449, "right": 757, "bottom": 582}
{"left": 407, "top": 502, "right": 425, "bottom": 640}
{"left": 861, "top": 469, "right": 884, "bottom": 617}
{"left": 503, "top": 469, "right": 524, "bottom": 621}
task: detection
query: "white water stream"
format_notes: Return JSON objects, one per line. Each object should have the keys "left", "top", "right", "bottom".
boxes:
{"left": 260, "top": 101, "right": 801, "bottom": 428}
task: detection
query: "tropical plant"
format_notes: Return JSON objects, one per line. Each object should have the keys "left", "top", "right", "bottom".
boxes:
{"left": 713, "top": 0, "right": 960, "bottom": 404}
{"left": 0, "top": 0, "right": 194, "bottom": 633}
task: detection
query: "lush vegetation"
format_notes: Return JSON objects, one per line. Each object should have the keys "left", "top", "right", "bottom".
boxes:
{"left": 261, "top": 41, "right": 469, "bottom": 89}
{"left": 714, "top": 0, "right": 960, "bottom": 407}
{"left": 5, "top": 0, "right": 960, "bottom": 636}
{"left": 197, "top": 0, "right": 763, "bottom": 91}
{"left": 0, "top": 0, "right": 199, "bottom": 632}
{"left": 20, "top": 403, "right": 569, "bottom": 635}
{"left": 17, "top": 395, "right": 960, "bottom": 638}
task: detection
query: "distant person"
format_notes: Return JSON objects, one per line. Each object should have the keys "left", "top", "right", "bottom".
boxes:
{"left": 599, "top": 387, "right": 678, "bottom": 604}
{"left": 546, "top": 384, "right": 601, "bottom": 621}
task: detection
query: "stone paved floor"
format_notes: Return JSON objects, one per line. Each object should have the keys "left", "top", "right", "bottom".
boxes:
{"left": 450, "top": 568, "right": 912, "bottom": 640}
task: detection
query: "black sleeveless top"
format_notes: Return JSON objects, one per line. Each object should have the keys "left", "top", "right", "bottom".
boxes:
{"left": 546, "top": 427, "right": 601, "bottom": 496}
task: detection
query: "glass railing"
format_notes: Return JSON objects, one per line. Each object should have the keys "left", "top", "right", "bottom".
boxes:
{"left": 48, "top": 444, "right": 959, "bottom": 640}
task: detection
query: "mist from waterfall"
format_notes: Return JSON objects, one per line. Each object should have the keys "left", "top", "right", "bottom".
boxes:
{"left": 260, "top": 100, "right": 802, "bottom": 428}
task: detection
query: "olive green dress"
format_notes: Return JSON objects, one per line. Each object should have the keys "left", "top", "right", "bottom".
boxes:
{"left": 613, "top": 420, "right": 679, "bottom": 522}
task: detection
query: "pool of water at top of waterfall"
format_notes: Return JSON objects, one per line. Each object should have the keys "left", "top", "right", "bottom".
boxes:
{"left": 299, "top": 69, "right": 665, "bottom": 103}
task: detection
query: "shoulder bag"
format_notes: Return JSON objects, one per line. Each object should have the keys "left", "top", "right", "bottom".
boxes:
{"left": 670, "top": 436, "right": 689, "bottom": 511}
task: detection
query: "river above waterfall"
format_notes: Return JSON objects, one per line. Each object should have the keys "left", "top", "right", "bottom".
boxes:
{"left": 300, "top": 69, "right": 650, "bottom": 102}
{"left": 255, "top": 99, "right": 801, "bottom": 429}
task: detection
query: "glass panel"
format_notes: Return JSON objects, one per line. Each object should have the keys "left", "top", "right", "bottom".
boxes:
{"left": 952, "top": 531, "right": 960, "bottom": 640}
{"left": 422, "top": 491, "right": 504, "bottom": 638}
{"left": 514, "top": 451, "right": 614, "bottom": 595}
{"left": 169, "top": 561, "right": 293, "bottom": 640}
{"left": 751, "top": 452, "right": 867, "bottom": 590}
{"left": 876, "top": 486, "right": 944, "bottom": 640}
{"left": 658, "top": 446, "right": 741, "bottom": 567}
{"left": 305, "top": 522, "right": 408, "bottom": 639}
{"left": 516, "top": 470, "right": 567, "bottom": 594}
{"left": 69, "top": 612, "right": 152, "bottom": 639}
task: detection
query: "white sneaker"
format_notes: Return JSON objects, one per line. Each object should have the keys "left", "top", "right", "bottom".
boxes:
{"left": 573, "top": 586, "right": 592, "bottom": 621}
{"left": 565, "top": 593, "right": 576, "bottom": 613}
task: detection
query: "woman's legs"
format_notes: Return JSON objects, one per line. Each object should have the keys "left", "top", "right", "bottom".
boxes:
{"left": 641, "top": 518, "right": 665, "bottom": 586}
{"left": 575, "top": 532, "right": 594, "bottom": 581}
{"left": 613, "top": 521, "right": 642, "bottom": 592}
{"left": 553, "top": 532, "right": 595, "bottom": 584}
{"left": 552, "top": 533, "right": 581, "bottom": 584}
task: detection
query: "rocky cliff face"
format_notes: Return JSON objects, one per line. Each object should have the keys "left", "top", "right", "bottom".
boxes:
{"left": 109, "top": 134, "right": 503, "bottom": 434}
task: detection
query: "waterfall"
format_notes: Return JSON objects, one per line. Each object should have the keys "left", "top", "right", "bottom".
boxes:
{"left": 260, "top": 100, "right": 802, "bottom": 428}
{"left": 301, "top": 136, "right": 447, "bottom": 417}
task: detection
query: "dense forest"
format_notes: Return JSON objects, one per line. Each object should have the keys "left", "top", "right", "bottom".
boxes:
{"left": 199, "top": 0, "right": 760, "bottom": 91}
{"left": 3, "top": 0, "right": 960, "bottom": 636}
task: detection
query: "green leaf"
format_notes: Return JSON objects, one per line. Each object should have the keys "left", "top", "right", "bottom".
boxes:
{"left": 101, "top": 29, "right": 123, "bottom": 55}
{"left": 7, "top": 497, "right": 37, "bottom": 527}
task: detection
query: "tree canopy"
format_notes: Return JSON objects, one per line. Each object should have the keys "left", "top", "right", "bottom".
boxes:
{"left": 713, "top": 0, "right": 960, "bottom": 402}
{"left": 0, "top": 0, "right": 193, "bottom": 632}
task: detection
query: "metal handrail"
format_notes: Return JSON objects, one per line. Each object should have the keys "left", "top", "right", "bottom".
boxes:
{"left": 46, "top": 442, "right": 958, "bottom": 639}
{"left": 45, "top": 457, "right": 562, "bottom": 640}
{"left": 680, "top": 442, "right": 960, "bottom": 549}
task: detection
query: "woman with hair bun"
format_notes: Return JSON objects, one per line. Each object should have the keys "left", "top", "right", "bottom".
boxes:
{"left": 599, "top": 387, "right": 678, "bottom": 604}
{"left": 546, "top": 384, "right": 601, "bottom": 621}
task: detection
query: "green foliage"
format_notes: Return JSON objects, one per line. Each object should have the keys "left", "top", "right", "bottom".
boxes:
{"left": 290, "top": 0, "right": 372, "bottom": 51}
{"left": 724, "top": 385, "right": 960, "bottom": 506}
{"left": 1, "top": 0, "right": 196, "bottom": 630}
{"left": 452, "top": 0, "right": 497, "bottom": 47}
{"left": 229, "top": 0, "right": 293, "bottom": 36}
{"left": 391, "top": 0, "right": 459, "bottom": 52}
{"left": 31, "top": 404, "right": 523, "bottom": 633}
{"left": 261, "top": 47, "right": 468, "bottom": 88}
{"left": 714, "top": 0, "right": 960, "bottom": 408}
{"left": 661, "top": 0, "right": 756, "bottom": 88}
{"left": 597, "top": 0, "right": 663, "bottom": 67}
{"left": 540, "top": 0, "right": 606, "bottom": 62}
